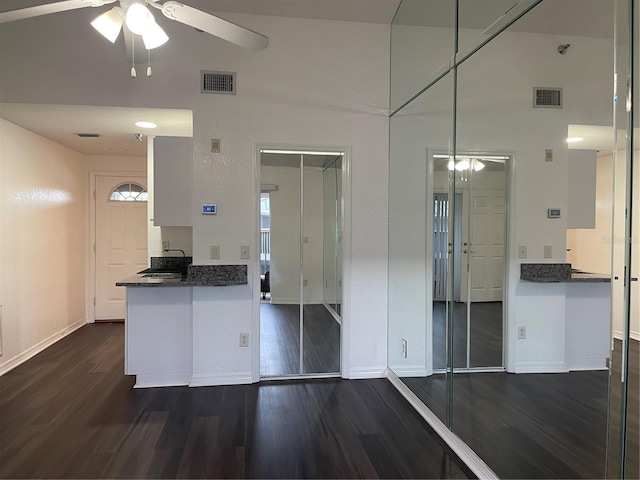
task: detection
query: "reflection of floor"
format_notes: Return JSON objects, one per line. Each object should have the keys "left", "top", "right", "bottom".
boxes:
{"left": 433, "top": 301, "right": 503, "bottom": 369}
{"left": 402, "top": 339, "right": 639, "bottom": 479}
{"left": 260, "top": 303, "right": 340, "bottom": 376}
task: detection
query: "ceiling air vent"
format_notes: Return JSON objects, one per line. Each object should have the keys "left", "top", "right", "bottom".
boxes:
{"left": 76, "top": 133, "right": 100, "bottom": 138}
{"left": 533, "top": 87, "right": 562, "bottom": 108}
{"left": 201, "top": 70, "right": 236, "bottom": 95}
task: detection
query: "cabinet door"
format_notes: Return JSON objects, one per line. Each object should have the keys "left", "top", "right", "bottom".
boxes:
{"left": 154, "top": 136, "right": 193, "bottom": 226}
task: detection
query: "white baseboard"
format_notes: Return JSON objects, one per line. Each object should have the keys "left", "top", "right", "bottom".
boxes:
{"left": 0, "top": 318, "right": 87, "bottom": 376}
{"left": 190, "top": 372, "right": 253, "bottom": 386}
{"left": 344, "top": 366, "right": 387, "bottom": 379}
{"left": 269, "top": 299, "right": 323, "bottom": 305}
{"left": 566, "top": 358, "right": 608, "bottom": 371}
{"left": 388, "top": 365, "right": 428, "bottom": 377}
{"left": 387, "top": 370, "right": 498, "bottom": 480}
{"left": 134, "top": 372, "right": 190, "bottom": 388}
{"left": 613, "top": 329, "right": 640, "bottom": 341}
{"left": 514, "top": 361, "right": 569, "bottom": 374}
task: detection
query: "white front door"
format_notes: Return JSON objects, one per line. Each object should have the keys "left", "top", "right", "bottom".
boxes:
{"left": 469, "top": 189, "right": 505, "bottom": 302}
{"left": 95, "top": 175, "right": 148, "bottom": 320}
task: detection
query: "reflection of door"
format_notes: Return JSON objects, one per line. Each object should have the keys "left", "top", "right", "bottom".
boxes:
{"left": 469, "top": 190, "right": 505, "bottom": 302}
{"left": 95, "top": 176, "right": 148, "bottom": 320}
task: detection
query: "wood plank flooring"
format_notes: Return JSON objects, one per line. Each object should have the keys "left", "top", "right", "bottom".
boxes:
{"left": 260, "top": 303, "right": 340, "bottom": 376}
{"left": 403, "top": 339, "right": 639, "bottom": 479}
{"left": 0, "top": 323, "right": 469, "bottom": 479}
{"left": 432, "top": 301, "right": 503, "bottom": 369}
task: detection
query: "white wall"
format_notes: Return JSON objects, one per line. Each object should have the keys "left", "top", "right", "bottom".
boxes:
{"left": 0, "top": 119, "right": 87, "bottom": 374}
{"left": 0, "top": 12, "right": 390, "bottom": 380}
{"left": 261, "top": 165, "right": 324, "bottom": 304}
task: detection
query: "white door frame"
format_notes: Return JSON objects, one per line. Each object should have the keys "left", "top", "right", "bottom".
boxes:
{"left": 252, "top": 144, "right": 352, "bottom": 382}
{"left": 88, "top": 170, "right": 146, "bottom": 323}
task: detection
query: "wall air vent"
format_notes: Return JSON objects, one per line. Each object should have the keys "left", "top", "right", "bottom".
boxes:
{"left": 201, "top": 70, "right": 236, "bottom": 95}
{"left": 533, "top": 87, "right": 562, "bottom": 108}
{"left": 76, "top": 133, "right": 100, "bottom": 138}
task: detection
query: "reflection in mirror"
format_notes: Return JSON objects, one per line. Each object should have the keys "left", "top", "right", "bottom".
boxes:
{"left": 388, "top": 0, "right": 637, "bottom": 477}
{"left": 388, "top": 72, "right": 455, "bottom": 425}
{"left": 390, "top": 0, "right": 455, "bottom": 111}
{"left": 260, "top": 151, "right": 342, "bottom": 377}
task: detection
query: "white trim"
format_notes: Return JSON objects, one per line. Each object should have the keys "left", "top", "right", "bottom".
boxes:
{"left": 614, "top": 329, "right": 640, "bottom": 341}
{"left": 190, "top": 372, "right": 253, "bottom": 386}
{"left": 133, "top": 372, "right": 190, "bottom": 388}
{"left": 514, "top": 361, "right": 568, "bottom": 373}
{"left": 566, "top": 359, "right": 608, "bottom": 371}
{"left": 0, "top": 318, "right": 86, "bottom": 376}
{"left": 345, "top": 366, "right": 387, "bottom": 379}
{"left": 389, "top": 365, "right": 428, "bottom": 377}
{"left": 88, "top": 170, "right": 146, "bottom": 324}
{"left": 322, "top": 301, "right": 342, "bottom": 325}
{"left": 387, "top": 370, "right": 499, "bottom": 480}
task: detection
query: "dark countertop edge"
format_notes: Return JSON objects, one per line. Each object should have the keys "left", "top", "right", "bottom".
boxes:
{"left": 116, "top": 275, "right": 248, "bottom": 287}
{"left": 521, "top": 273, "right": 611, "bottom": 283}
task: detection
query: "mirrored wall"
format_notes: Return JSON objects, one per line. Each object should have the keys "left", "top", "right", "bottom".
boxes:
{"left": 388, "top": 0, "right": 638, "bottom": 478}
{"left": 260, "top": 150, "right": 343, "bottom": 378}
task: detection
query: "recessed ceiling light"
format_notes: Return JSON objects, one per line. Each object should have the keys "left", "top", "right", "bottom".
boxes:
{"left": 566, "top": 137, "right": 584, "bottom": 143}
{"left": 134, "top": 121, "right": 157, "bottom": 129}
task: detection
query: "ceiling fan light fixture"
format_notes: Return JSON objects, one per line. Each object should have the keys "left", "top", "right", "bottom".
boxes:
{"left": 125, "top": 2, "right": 155, "bottom": 35}
{"left": 142, "top": 22, "right": 169, "bottom": 49}
{"left": 91, "top": 7, "right": 124, "bottom": 43}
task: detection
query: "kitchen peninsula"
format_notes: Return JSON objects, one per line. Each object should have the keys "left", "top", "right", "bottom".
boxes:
{"left": 116, "top": 259, "right": 248, "bottom": 388}
{"left": 519, "top": 263, "right": 611, "bottom": 372}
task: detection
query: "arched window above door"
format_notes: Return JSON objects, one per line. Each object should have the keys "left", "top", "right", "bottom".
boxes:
{"left": 109, "top": 182, "right": 148, "bottom": 202}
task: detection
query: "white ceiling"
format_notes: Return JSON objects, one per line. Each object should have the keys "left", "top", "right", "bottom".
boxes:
{"left": 0, "top": 103, "right": 193, "bottom": 155}
{"left": 0, "top": 0, "right": 617, "bottom": 155}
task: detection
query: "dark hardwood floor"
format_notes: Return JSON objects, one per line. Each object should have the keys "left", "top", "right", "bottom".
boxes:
{"left": 433, "top": 301, "right": 503, "bottom": 370}
{"left": 0, "top": 323, "right": 469, "bottom": 479}
{"left": 403, "top": 339, "right": 639, "bottom": 479}
{"left": 260, "top": 303, "right": 340, "bottom": 376}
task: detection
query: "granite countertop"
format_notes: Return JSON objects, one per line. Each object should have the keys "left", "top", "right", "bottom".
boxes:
{"left": 116, "top": 264, "right": 248, "bottom": 287}
{"left": 521, "top": 263, "right": 611, "bottom": 283}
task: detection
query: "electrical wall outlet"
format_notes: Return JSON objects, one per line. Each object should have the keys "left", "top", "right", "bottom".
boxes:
{"left": 239, "top": 333, "right": 249, "bottom": 347}
{"left": 402, "top": 338, "right": 408, "bottom": 358}
{"left": 303, "top": 279, "right": 308, "bottom": 287}
{"left": 518, "top": 245, "right": 527, "bottom": 259}
{"left": 518, "top": 326, "right": 526, "bottom": 339}
{"left": 210, "top": 245, "right": 220, "bottom": 259}
{"left": 211, "top": 139, "right": 220, "bottom": 153}
{"left": 545, "top": 148, "right": 553, "bottom": 162}
{"left": 162, "top": 240, "right": 170, "bottom": 250}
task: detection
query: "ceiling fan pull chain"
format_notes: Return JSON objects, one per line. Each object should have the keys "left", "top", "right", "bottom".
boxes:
{"left": 147, "top": 49, "right": 152, "bottom": 77}
{"left": 130, "top": 32, "right": 137, "bottom": 78}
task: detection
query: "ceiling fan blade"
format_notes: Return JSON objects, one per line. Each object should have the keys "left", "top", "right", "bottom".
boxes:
{"left": 159, "top": 1, "right": 268, "bottom": 51}
{"left": 0, "top": 0, "right": 117, "bottom": 23}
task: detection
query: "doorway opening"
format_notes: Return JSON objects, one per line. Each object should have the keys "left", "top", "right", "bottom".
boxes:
{"left": 258, "top": 147, "right": 345, "bottom": 379}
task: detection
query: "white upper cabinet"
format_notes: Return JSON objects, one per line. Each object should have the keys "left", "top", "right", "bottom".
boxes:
{"left": 154, "top": 136, "right": 193, "bottom": 227}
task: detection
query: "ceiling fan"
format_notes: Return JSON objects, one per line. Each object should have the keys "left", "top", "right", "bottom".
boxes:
{"left": 0, "top": 0, "right": 268, "bottom": 75}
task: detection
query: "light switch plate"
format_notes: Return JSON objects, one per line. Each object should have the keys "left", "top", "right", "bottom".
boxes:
{"left": 544, "top": 245, "right": 552, "bottom": 258}
{"left": 210, "top": 245, "right": 220, "bottom": 260}
{"left": 240, "top": 245, "right": 250, "bottom": 259}
{"left": 518, "top": 245, "right": 527, "bottom": 259}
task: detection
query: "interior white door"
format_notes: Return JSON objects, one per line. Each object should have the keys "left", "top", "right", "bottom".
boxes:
{"left": 95, "top": 175, "right": 148, "bottom": 320}
{"left": 469, "top": 190, "right": 505, "bottom": 302}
